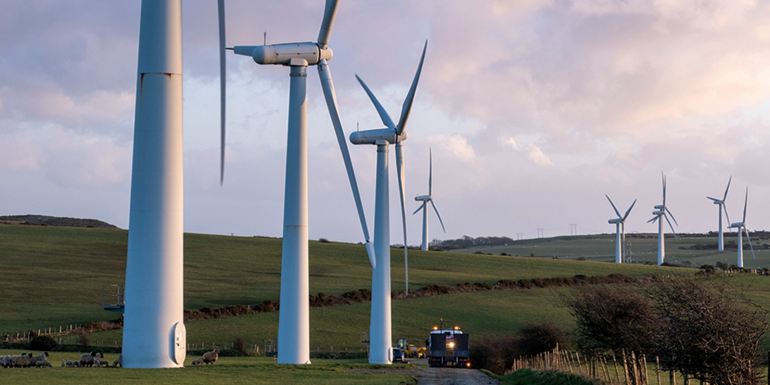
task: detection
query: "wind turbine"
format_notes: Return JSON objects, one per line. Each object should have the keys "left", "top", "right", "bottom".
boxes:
{"left": 729, "top": 187, "right": 755, "bottom": 268}
{"left": 122, "top": 0, "right": 226, "bottom": 368}
{"left": 350, "top": 42, "right": 427, "bottom": 364}
{"left": 227, "top": 0, "right": 375, "bottom": 364}
{"left": 647, "top": 173, "right": 678, "bottom": 265}
{"left": 605, "top": 195, "right": 636, "bottom": 264}
{"left": 706, "top": 176, "right": 732, "bottom": 251}
{"left": 414, "top": 149, "right": 445, "bottom": 251}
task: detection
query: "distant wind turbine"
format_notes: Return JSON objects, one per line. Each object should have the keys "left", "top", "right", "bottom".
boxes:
{"left": 414, "top": 149, "right": 445, "bottom": 251}
{"left": 706, "top": 176, "right": 732, "bottom": 252}
{"left": 729, "top": 187, "right": 755, "bottom": 268}
{"left": 605, "top": 195, "right": 636, "bottom": 264}
{"left": 648, "top": 173, "right": 678, "bottom": 265}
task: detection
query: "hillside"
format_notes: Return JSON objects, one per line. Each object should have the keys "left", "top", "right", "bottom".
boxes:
{"left": 0, "top": 214, "right": 118, "bottom": 229}
{"left": 0, "top": 224, "right": 691, "bottom": 336}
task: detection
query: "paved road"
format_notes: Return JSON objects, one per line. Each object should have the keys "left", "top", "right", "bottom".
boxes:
{"left": 349, "top": 360, "right": 499, "bottom": 385}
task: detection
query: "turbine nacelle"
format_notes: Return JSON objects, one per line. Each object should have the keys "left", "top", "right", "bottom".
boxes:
{"left": 730, "top": 222, "right": 744, "bottom": 228}
{"left": 233, "top": 43, "right": 333, "bottom": 66}
{"left": 415, "top": 194, "right": 431, "bottom": 201}
{"left": 349, "top": 129, "right": 407, "bottom": 145}
{"left": 652, "top": 210, "right": 664, "bottom": 216}
{"left": 653, "top": 204, "right": 664, "bottom": 210}
{"left": 608, "top": 218, "right": 623, "bottom": 224}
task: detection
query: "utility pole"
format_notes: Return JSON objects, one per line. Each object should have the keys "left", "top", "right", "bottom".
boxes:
{"left": 569, "top": 224, "right": 577, "bottom": 236}
{"left": 537, "top": 228, "right": 544, "bottom": 238}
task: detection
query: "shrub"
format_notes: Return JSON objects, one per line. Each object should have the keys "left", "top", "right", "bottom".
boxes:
{"left": 515, "top": 322, "right": 571, "bottom": 357}
{"left": 469, "top": 334, "right": 518, "bottom": 375}
{"left": 318, "top": 238, "right": 330, "bottom": 243}
{"left": 233, "top": 337, "right": 247, "bottom": 355}
{"left": 30, "top": 335, "right": 57, "bottom": 351}
{"left": 78, "top": 333, "right": 90, "bottom": 348}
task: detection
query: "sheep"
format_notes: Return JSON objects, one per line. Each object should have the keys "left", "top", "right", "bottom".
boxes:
{"left": 79, "top": 351, "right": 99, "bottom": 367}
{"left": 112, "top": 354, "right": 122, "bottom": 368}
{"left": 27, "top": 352, "right": 49, "bottom": 366}
{"left": 13, "top": 353, "right": 31, "bottom": 368}
{"left": 35, "top": 360, "right": 53, "bottom": 368}
{"left": 191, "top": 356, "right": 204, "bottom": 365}
{"left": 62, "top": 359, "right": 79, "bottom": 367}
{"left": 0, "top": 355, "right": 9, "bottom": 368}
{"left": 199, "top": 349, "right": 219, "bottom": 365}
{"left": 94, "top": 359, "right": 110, "bottom": 367}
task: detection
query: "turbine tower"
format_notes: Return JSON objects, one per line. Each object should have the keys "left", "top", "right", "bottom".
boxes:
{"left": 728, "top": 187, "right": 755, "bottom": 268}
{"left": 122, "top": 0, "right": 199, "bottom": 368}
{"left": 706, "top": 176, "right": 731, "bottom": 251}
{"left": 350, "top": 42, "right": 427, "bottom": 364}
{"left": 228, "top": 0, "right": 375, "bottom": 364}
{"left": 648, "top": 173, "right": 678, "bottom": 265}
{"left": 605, "top": 195, "right": 636, "bottom": 264}
{"left": 414, "top": 149, "right": 446, "bottom": 251}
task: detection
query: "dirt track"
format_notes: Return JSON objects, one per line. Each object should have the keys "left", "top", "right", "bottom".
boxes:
{"left": 348, "top": 360, "right": 499, "bottom": 385}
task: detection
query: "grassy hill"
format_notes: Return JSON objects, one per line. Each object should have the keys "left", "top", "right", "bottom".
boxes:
{"left": 8, "top": 223, "right": 770, "bottom": 355}
{"left": 449, "top": 233, "right": 770, "bottom": 269}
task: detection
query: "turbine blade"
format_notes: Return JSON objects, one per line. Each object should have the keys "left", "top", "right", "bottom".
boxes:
{"left": 706, "top": 196, "right": 720, "bottom": 202}
{"left": 723, "top": 175, "right": 732, "bottom": 202}
{"left": 430, "top": 200, "right": 446, "bottom": 233}
{"left": 723, "top": 203, "right": 731, "bottom": 226}
{"left": 317, "top": 60, "right": 374, "bottom": 267}
{"left": 218, "top": 0, "right": 226, "bottom": 185}
{"left": 623, "top": 199, "right": 637, "bottom": 221}
{"left": 395, "top": 142, "right": 408, "bottom": 284}
{"left": 395, "top": 41, "right": 428, "bottom": 135}
{"left": 355, "top": 74, "right": 395, "bottom": 130}
{"left": 665, "top": 207, "right": 678, "bottom": 226}
{"left": 745, "top": 227, "right": 756, "bottom": 259}
{"left": 317, "top": 0, "right": 339, "bottom": 49}
{"left": 428, "top": 148, "right": 433, "bottom": 196}
{"left": 664, "top": 214, "right": 678, "bottom": 240}
{"left": 605, "top": 194, "right": 622, "bottom": 219}
{"left": 648, "top": 216, "right": 659, "bottom": 224}
{"left": 743, "top": 187, "right": 748, "bottom": 224}
{"left": 413, "top": 202, "right": 425, "bottom": 215}
{"left": 662, "top": 172, "right": 666, "bottom": 207}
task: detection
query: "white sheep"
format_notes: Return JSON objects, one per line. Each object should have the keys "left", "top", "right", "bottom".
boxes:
{"left": 94, "top": 359, "right": 110, "bottom": 367}
{"left": 35, "top": 360, "right": 53, "bottom": 368}
{"left": 27, "top": 352, "right": 49, "bottom": 366}
{"left": 200, "top": 349, "right": 219, "bottom": 365}
{"left": 112, "top": 355, "right": 122, "bottom": 367}
{"left": 191, "top": 356, "right": 204, "bottom": 365}
{"left": 13, "top": 353, "right": 31, "bottom": 368}
{"left": 0, "top": 355, "right": 10, "bottom": 368}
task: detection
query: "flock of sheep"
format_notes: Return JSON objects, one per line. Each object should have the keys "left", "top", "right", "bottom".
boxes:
{"left": 1, "top": 349, "right": 219, "bottom": 368}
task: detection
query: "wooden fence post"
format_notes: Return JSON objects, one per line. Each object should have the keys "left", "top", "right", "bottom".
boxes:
{"left": 622, "top": 349, "right": 630, "bottom": 385}
{"left": 656, "top": 356, "right": 661, "bottom": 385}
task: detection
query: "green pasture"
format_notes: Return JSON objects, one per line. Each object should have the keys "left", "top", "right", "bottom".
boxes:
{"left": 452, "top": 234, "right": 770, "bottom": 269}
{"left": 0, "top": 224, "right": 687, "bottom": 335}
{"left": 0, "top": 350, "right": 416, "bottom": 384}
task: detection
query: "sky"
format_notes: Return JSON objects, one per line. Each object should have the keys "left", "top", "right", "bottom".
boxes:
{"left": 2, "top": 0, "right": 770, "bottom": 246}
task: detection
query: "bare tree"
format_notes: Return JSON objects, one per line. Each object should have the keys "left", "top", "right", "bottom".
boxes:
{"left": 647, "top": 280, "right": 768, "bottom": 385}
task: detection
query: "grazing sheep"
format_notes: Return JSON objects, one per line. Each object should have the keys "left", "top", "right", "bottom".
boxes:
{"left": 200, "top": 349, "right": 219, "bottom": 365}
{"left": 27, "top": 352, "right": 49, "bottom": 366}
{"left": 35, "top": 360, "right": 53, "bottom": 368}
{"left": 94, "top": 359, "right": 110, "bottom": 367}
{"left": 13, "top": 353, "right": 31, "bottom": 368}
{"left": 79, "top": 351, "right": 99, "bottom": 367}
{"left": 191, "top": 356, "right": 204, "bottom": 365}
{"left": 112, "top": 355, "right": 122, "bottom": 368}
{"left": 0, "top": 355, "right": 10, "bottom": 368}
{"left": 62, "top": 359, "right": 79, "bottom": 367}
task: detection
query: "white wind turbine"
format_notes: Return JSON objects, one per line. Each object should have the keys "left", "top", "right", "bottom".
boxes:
{"left": 605, "top": 195, "right": 636, "bottom": 264}
{"left": 414, "top": 149, "right": 445, "bottom": 251}
{"left": 350, "top": 42, "right": 427, "bottom": 364}
{"left": 122, "top": 0, "right": 226, "bottom": 368}
{"left": 647, "top": 173, "right": 678, "bottom": 265}
{"left": 729, "top": 187, "right": 755, "bottom": 268}
{"left": 706, "top": 176, "right": 732, "bottom": 252}
{"left": 226, "top": 0, "right": 375, "bottom": 364}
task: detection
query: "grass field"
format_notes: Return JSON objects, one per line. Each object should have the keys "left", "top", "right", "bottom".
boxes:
{"left": 451, "top": 233, "right": 770, "bottom": 269}
{"left": 0, "top": 350, "right": 416, "bottom": 384}
{"left": 0, "top": 224, "right": 687, "bottom": 335}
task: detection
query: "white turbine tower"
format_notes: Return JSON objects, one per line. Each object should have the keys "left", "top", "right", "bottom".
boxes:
{"left": 647, "top": 173, "right": 678, "bottom": 265}
{"left": 729, "top": 187, "right": 755, "bottom": 268}
{"left": 605, "top": 195, "right": 636, "bottom": 264}
{"left": 350, "top": 42, "right": 427, "bottom": 364}
{"left": 227, "top": 0, "right": 375, "bottom": 364}
{"left": 706, "top": 176, "right": 732, "bottom": 251}
{"left": 414, "top": 149, "right": 446, "bottom": 251}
